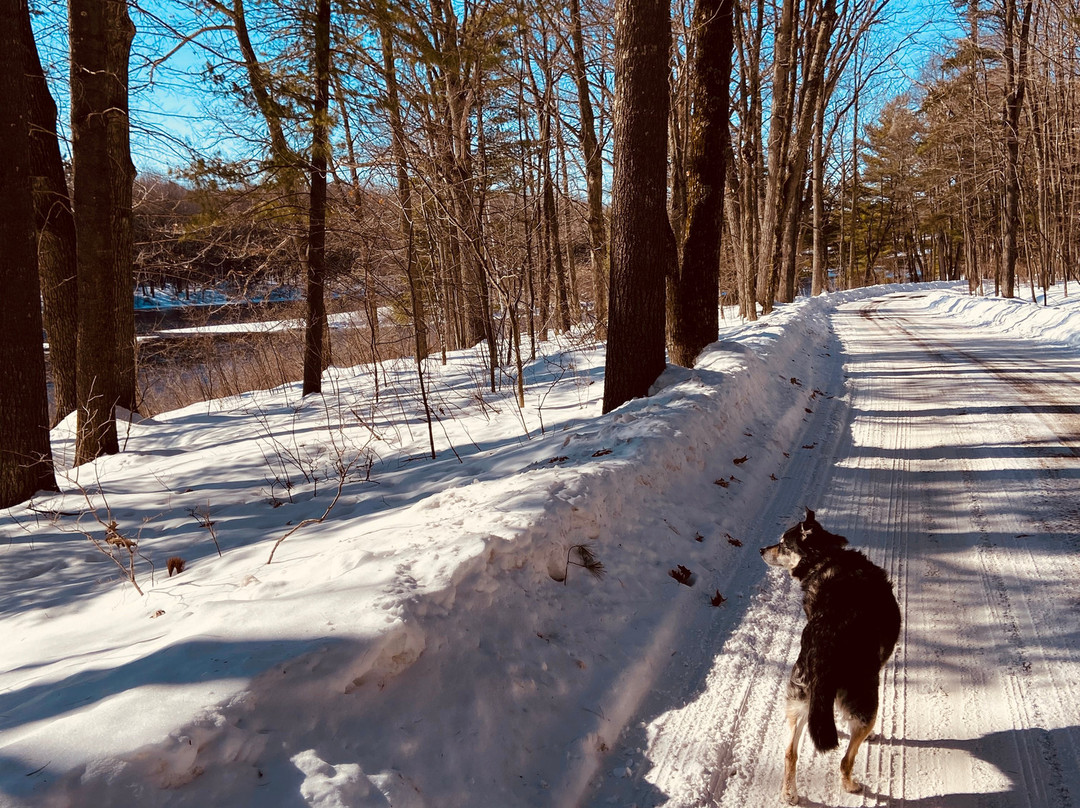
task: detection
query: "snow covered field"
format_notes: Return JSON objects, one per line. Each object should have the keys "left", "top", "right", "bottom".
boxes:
{"left": 3, "top": 282, "right": 1080, "bottom": 807}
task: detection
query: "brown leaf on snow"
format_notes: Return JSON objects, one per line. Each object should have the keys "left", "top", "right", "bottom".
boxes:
{"left": 711, "top": 590, "right": 727, "bottom": 607}
{"left": 733, "top": 455, "right": 748, "bottom": 465}
{"left": 669, "top": 565, "right": 694, "bottom": 586}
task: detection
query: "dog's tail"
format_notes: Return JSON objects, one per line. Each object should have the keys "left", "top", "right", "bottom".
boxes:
{"left": 807, "top": 674, "right": 839, "bottom": 751}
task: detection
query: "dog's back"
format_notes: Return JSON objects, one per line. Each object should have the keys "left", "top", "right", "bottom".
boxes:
{"left": 797, "top": 545, "right": 901, "bottom": 750}
{"left": 761, "top": 508, "right": 901, "bottom": 804}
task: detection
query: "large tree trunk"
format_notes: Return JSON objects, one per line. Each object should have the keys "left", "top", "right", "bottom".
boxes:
{"left": 108, "top": 0, "right": 137, "bottom": 414}
{"left": 302, "top": 0, "right": 331, "bottom": 396}
{"left": 668, "top": 0, "right": 734, "bottom": 366}
{"left": 602, "top": 0, "right": 675, "bottom": 413}
{"left": 21, "top": 7, "right": 78, "bottom": 426}
{"left": 71, "top": 0, "right": 134, "bottom": 464}
{"left": 0, "top": 0, "right": 58, "bottom": 507}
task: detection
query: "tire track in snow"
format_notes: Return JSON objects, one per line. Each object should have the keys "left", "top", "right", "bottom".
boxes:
{"left": 589, "top": 290, "right": 1080, "bottom": 808}
{"left": 851, "top": 294, "right": 1079, "bottom": 807}
{"left": 587, "top": 289, "right": 1080, "bottom": 808}
{"left": 584, "top": 319, "right": 860, "bottom": 807}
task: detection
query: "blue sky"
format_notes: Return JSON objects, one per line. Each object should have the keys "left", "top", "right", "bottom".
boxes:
{"left": 32, "top": 0, "right": 249, "bottom": 175}
{"left": 31, "top": 0, "right": 962, "bottom": 177}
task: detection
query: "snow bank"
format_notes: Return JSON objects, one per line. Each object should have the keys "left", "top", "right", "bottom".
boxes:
{"left": 3, "top": 281, "right": 1076, "bottom": 807}
{"left": 920, "top": 283, "right": 1080, "bottom": 347}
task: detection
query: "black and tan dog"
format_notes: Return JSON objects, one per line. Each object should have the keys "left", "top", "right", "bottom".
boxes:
{"left": 760, "top": 509, "right": 901, "bottom": 805}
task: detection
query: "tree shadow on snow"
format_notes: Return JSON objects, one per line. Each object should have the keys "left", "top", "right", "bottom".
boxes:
{"left": 861, "top": 725, "right": 1080, "bottom": 808}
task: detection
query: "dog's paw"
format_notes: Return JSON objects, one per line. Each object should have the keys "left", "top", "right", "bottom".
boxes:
{"left": 842, "top": 776, "right": 864, "bottom": 794}
{"left": 781, "top": 786, "right": 800, "bottom": 805}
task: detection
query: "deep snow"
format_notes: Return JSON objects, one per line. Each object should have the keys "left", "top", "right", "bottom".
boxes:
{"left": 3, "top": 281, "right": 1080, "bottom": 807}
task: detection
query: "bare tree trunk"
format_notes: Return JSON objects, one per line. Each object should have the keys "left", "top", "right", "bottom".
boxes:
{"left": 811, "top": 82, "right": 828, "bottom": 295}
{"left": 1000, "top": 0, "right": 1034, "bottom": 299}
{"left": 1, "top": 0, "right": 58, "bottom": 507}
{"left": 21, "top": 7, "right": 78, "bottom": 425}
{"left": 542, "top": 161, "right": 572, "bottom": 333}
{"left": 849, "top": 64, "right": 861, "bottom": 290}
{"left": 603, "top": 0, "right": 675, "bottom": 413}
{"left": 777, "top": 0, "right": 837, "bottom": 303}
{"left": 378, "top": 8, "right": 428, "bottom": 362}
{"left": 668, "top": 0, "right": 734, "bottom": 366}
{"left": 730, "top": 0, "right": 764, "bottom": 319}
{"left": 71, "top": 0, "right": 134, "bottom": 464}
{"left": 569, "top": 0, "right": 609, "bottom": 326}
{"left": 229, "top": 0, "right": 299, "bottom": 172}
{"left": 756, "top": 0, "right": 797, "bottom": 312}
{"left": 302, "top": 0, "right": 331, "bottom": 395}
{"left": 108, "top": 0, "right": 137, "bottom": 414}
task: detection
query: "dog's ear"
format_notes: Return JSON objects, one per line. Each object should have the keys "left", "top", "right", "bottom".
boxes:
{"left": 803, "top": 507, "right": 816, "bottom": 525}
{"left": 799, "top": 516, "right": 848, "bottom": 553}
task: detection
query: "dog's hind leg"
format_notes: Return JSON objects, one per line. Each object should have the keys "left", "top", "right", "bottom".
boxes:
{"left": 839, "top": 709, "right": 876, "bottom": 794}
{"left": 782, "top": 699, "right": 808, "bottom": 805}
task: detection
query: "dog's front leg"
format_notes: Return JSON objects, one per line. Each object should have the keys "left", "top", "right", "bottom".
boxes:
{"left": 782, "top": 699, "right": 807, "bottom": 805}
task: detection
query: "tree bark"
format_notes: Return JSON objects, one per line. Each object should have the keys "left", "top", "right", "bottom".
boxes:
{"left": 0, "top": 0, "right": 58, "bottom": 507}
{"left": 602, "top": 0, "right": 675, "bottom": 413}
{"left": 776, "top": 0, "right": 836, "bottom": 303}
{"left": 302, "top": 0, "right": 331, "bottom": 395}
{"left": 71, "top": 0, "right": 135, "bottom": 464}
{"left": 108, "top": 0, "right": 137, "bottom": 413}
{"left": 1000, "top": 0, "right": 1034, "bottom": 299}
{"left": 730, "top": 0, "right": 765, "bottom": 319}
{"left": 668, "top": 0, "right": 734, "bottom": 366}
{"left": 21, "top": 7, "right": 78, "bottom": 426}
{"left": 540, "top": 90, "right": 572, "bottom": 333}
{"left": 756, "top": 0, "right": 797, "bottom": 312}
{"left": 228, "top": 0, "right": 299, "bottom": 171}
{"left": 811, "top": 84, "right": 828, "bottom": 295}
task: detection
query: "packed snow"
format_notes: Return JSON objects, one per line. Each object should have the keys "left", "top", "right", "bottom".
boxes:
{"left": 3, "top": 281, "right": 1080, "bottom": 807}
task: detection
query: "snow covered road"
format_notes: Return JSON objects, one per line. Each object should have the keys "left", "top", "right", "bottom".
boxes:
{"left": 587, "top": 291, "right": 1080, "bottom": 807}
{"left": 6, "top": 286, "right": 1080, "bottom": 808}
